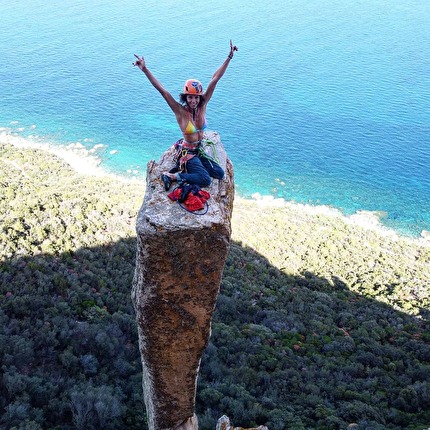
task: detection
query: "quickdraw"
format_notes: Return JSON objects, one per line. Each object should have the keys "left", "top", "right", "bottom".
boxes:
{"left": 179, "top": 148, "right": 195, "bottom": 171}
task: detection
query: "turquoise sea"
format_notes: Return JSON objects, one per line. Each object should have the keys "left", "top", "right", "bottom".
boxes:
{"left": 1, "top": 0, "right": 429, "bottom": 237}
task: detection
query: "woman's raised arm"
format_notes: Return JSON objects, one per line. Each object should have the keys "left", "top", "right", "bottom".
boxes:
{"left": 204, "top": 40, "right": 238, "bottom": 104}
{"left": 133, "top": 54, "right": 181, "bottom": 114}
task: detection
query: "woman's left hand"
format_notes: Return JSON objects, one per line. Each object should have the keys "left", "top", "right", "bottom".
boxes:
{"left": 133, "top": 54, "right": 146, "bottom": 71}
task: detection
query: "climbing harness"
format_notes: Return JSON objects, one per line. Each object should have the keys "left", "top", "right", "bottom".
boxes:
{"left": 172, "top": 138, "right": 220, "bottom": 174}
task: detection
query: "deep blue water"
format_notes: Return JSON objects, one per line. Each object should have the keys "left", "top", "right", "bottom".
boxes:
{"left": 1, "top": 0, "right": 429, "bottom": 237}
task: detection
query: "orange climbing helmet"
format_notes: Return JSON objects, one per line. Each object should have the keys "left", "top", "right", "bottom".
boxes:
{"left": 183, "top": 79, "right": 203, "bottom": 95}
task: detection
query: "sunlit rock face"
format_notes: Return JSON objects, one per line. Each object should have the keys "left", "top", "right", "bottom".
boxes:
{"left": 216, "top": 415, "right": 270, "bottom": 430}
{"left": 132, "top": 132, "right": 234, "bottom": 430}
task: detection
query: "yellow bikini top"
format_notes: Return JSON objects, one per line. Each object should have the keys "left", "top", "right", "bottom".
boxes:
{"left": 183, "top": 110, "right": 207, "bottom": 136}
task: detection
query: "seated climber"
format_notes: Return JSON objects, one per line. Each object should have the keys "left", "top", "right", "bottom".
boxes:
{"left": 133, "top": 40, "right": 238, "bottom": 190}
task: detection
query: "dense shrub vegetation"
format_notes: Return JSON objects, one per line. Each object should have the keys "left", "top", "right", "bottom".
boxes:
{"left": 1, "top": 144, "right": 429, "bottom": 429}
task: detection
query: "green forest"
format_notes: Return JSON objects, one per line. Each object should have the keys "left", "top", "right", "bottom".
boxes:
{"left": 1, "top": 143, "right": 429, "bottom": 430}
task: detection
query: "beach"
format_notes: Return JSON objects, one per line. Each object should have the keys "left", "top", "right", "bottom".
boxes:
{"left": 2, "top": 128, "right": 430, "bottom": 248}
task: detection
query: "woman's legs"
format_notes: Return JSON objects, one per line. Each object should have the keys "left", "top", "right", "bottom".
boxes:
{"left": 162, "top": 154, "right": 224, "bottom": 189}
{"left": 176, "top": 156, "right": 211, "bottom": 187}
{"left": 199, "top": 156, "right": 224, "bottom": 180}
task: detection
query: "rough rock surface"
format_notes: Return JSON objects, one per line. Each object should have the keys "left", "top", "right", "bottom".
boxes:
{"left": 216, "top": 415, "right": 269, "bottom": 430}
{"left": 132, "top": 131, "right": 234, "bottom": 430}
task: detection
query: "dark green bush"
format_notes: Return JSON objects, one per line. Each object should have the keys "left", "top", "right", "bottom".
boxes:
{"left": 1, "top": 144, "right": 430, "bottom": 429}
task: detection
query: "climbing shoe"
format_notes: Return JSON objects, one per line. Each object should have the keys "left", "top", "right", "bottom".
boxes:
{"left": 161, "top": 174, "right": 172, "bottom": 191}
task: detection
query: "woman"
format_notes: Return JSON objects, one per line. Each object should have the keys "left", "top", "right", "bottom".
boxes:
{"left": 133, "top": 40, "right": 238, "bottom": 190}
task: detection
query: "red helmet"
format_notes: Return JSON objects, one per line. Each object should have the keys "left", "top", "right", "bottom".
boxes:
{"left": 183, "top": 79, "right": 203, "bottom": 95}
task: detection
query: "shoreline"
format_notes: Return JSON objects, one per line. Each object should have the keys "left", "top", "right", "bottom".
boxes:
{"left": 0, "top": 127, "right": 143, "bottom": 184}
{"left": 245, "top": 193, "right": 430, "bottom": 248}
{"left": 2, "top": 128, "right": 429, "bottom": 246}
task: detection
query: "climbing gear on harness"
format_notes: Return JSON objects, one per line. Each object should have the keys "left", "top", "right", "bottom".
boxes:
{"left": 171, "top": 138, "right": 221, "bottom": 174}
{"left": 183, "top": 79, "right": 203, "bottom": 95}
{"left": 172, "top": 139, "right": 201, "bottom": 173}
{"left": 199, "top": 139, "right": 221, "bottom": 167}
{"left": 168, "top": 184, "right": 210, "bottom": 215}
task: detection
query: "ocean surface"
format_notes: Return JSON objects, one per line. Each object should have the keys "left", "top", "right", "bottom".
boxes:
{"left": 1, "top": 0, "right": 429, "bottom": 237}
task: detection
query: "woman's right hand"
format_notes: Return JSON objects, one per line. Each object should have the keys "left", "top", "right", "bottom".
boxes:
{"left": 133, "top": 54, "right": 146, "bottom": 71}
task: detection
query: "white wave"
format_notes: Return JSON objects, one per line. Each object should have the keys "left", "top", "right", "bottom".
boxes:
{"left": 1, "top": 127, "right": 108, "bottom": 177}
{"left": 249, "top": 193, "right": 430, "bottom": 246}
